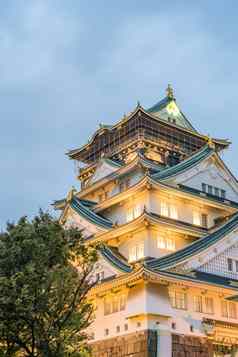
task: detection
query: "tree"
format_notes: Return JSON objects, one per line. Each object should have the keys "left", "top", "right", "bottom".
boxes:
{"left": 0, "top": 211, "right": 97, "bottom": 357}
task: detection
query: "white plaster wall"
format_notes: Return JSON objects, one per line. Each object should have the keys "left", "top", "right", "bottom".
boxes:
{"left": 150, "top": 190, "right": 224, "bottom": 228}
{"left": 119, "top": 229, "right": 149, "bottom": 261}
{"left": 103, "top": 191, "right": 149, "bottom": 225}
{"left": 199, "top": 242, "right": 238, "bottom": 279}
{"left": 177, "top": 162, "right": 238, "bottom": 202}
{"left": 89, "top": 283, "right": 238, "bottom": 343}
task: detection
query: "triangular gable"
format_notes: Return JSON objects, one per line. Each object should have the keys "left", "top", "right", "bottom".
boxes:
{"left": 173, "top": 153, "right": 238, "bottom": 202}
{"left": 94, "top": 255, "right": 125, "bottom": 280}
{"left": 63, "top": 206, "right": 102, "bottom": 238}
{"left": 88, "top": 158, "right": 122, "bottom": 185}
{"left": 147, "top": 96, "right": 197, "bottom": 132}
{"left": 198, "top": 241, "right": 238, "bottom": 280}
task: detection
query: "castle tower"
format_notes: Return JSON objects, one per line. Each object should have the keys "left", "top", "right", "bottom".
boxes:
{"left": 54, "top": 87, "right": 238, "bottom": 357}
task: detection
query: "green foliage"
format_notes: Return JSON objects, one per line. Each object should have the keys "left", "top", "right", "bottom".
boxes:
{"left": 0, "top": 211, "right": 97, "bottom": 357}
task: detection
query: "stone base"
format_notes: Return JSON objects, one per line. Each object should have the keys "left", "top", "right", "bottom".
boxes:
{"left": 172, "top": 334, "right": 213, "bottom": 357}
{"left": 90, "top": 330, "right": 157, "bottom": 357}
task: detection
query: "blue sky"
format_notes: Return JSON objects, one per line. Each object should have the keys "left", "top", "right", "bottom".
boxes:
{"left": 1, "top": 0, "right": 238, "bottom": 227}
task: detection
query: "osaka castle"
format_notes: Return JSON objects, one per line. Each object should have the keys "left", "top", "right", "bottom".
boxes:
{"left": 54, "top": 85, "right": 238, "bottom": 357}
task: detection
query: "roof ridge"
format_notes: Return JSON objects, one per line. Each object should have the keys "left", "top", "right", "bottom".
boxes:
{"left": 99, "top": 244, "right": 132, "bottom": 273}
{"left": 70, "top": 197, "right": 113, "bottom": 229}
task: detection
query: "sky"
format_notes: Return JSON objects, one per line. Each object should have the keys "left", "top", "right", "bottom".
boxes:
{"left": 1, "top": 0, "right": 238, "bottom": 228}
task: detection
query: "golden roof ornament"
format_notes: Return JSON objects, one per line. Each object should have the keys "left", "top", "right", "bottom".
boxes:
{"left": 206, "top": 135, "right": 215, "bottom": 149}
{"left": 166, "top": 84, "right": 174, "bottom": 99}
{"left": 66, "top": 186, "right": 77, "bottom": 203}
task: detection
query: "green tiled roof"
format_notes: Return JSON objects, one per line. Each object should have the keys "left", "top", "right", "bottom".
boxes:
{"left": 70, "top": 197, "right": 113, "bottom": 229}
{"left": 146, "top": 211, "right": 238, "bottom": 270}
{"left": 99, "top": 245, "right": 132, "bottom": 273}
{"left": 155, "top": 270, "right": 238, "bottom": 290}
{"left": 151, "top": 145, "right": 214, "bottom": 181}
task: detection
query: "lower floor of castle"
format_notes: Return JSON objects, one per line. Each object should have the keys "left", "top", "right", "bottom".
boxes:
{"left": 90, "top": 330, "right": 238, "bottom": 357}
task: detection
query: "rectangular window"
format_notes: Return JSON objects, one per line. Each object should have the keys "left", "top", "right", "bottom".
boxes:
{"left": 104, "top": 299, "right": 111, "bottom": 316}
{"left": 229, "top": 302, "right": 237, "bottom": 319}
{"left": 104, "top": 295, "right": 127, "bottom": 315}
{"left": 161, "top": 201, "right": 169, "bottom": 217}
{"left": 208, "top": 185, "right": 213, "bottom": 195}
{"left": 228, "top": 258, "right": 233, "bottom": 272}
{"left": 170, "top": 291, "right": 187, "bottom": 310}
{"left": 170, "top": 205, "right": 178, "bottom": 220}
{"left": 193, "top": 211, "right": 201, "bottom": 226}
{"left": 221, "top": 189, "right": 226, "bottom": 199}
{"left": 136, "top": 244, "right": 144, "bottom": 260}
{"left": 134, "top": 205, "right": 142, "bottom": 219}
{"left": 157, "top": 236, "right": 166, "bottom": 249}
{"left": 166, "top": 237, "right": 176, "bottom": 251}
{"left": 214, "top": 187, "right": 220, "bottom": 197}
{"left": 236, "top": 261, "right": 238, "bottom": 273}
{"left": 204, "top": 297, "right": 214, "bottom": 314}
{"left": 194, "top": 295, "right": 203, "bottom": 313}
{"left": 126, "top": 208, "right": 134, "bottom": 222}
{"left": 221, "top": 300, "right": 228, "bottom": 318}
{"left": 202, "top": 183, "right": 207, "bottom": 193}
{"left": 201, "top": 214, "right": 208, "bottom": 228}
{"left": 129, "top": 246, "right": 137, "bottom": 262}
{"left": 129, "top": 244, "right": 144, "bottom": 262}
{"left": 221, "top": 300, "right": 237, "bottom": 319}
{"left": 119, "top": 295, "right": 126, "bottom": 311}
{"left": 126, "top": 205, "right": 142, "bottom": 222}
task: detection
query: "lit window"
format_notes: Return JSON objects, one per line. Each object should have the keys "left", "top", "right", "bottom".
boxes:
{"left": 126, "top": 205, "right": 142, "bottom": 222}
{"left": 157, "top": 236, "right": 166, "bottom": 249}
{"left": 166, "top": 237, "right": 175, "bottom": 251}
{"left": 193, "top": 211, "right": 201, "bottom": 226}
{"left": 204, "top": 297, "right": 214, "bottom": 314}
{"left": 157, "top": 236, "right": 175, "bottom": 251}
{"left": 221, "top": 300, "right": 228, "bottom": 318}
{"left": 170, "top": 205, "right": 178, "bottom": 220}
{"left": 170, "top": 291, "right": 187, "bottom": 310}
{"left": 229, "top": 302, "right": 237, "bottom": 319}
{"left": 129, "top": 244, "right": 144, "bottom": 262}
{"left": 194, "top": 295, "right": 203, "bottom": 313}
{"left": 134, "top": 205, "right": 142, "bottom": 219}
{"left": 161, "top": 201, "right": 169, "bottom": 217}
{"left": 222, "top": 300, "right": 237, "bottom": 319}
{"left": 104, "top": 294, "right": 126, "bottom": 315}
{"left": 126, "top": 208, "right": 134, "bottom": 222}
{"left": 119, "top": 295, "right": 126, "bottom": 311}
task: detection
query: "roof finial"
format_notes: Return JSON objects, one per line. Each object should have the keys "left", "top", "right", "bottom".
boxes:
{"left": 206, "top": 135, "right": 215, "bottom": 149}
{"left": 66, "top": 186, "right": 77, "bottom": 203}
{"left": 166, "top": 84, "right": 174, "bottom": 99}
{"left": 137, "top": 100, "right": 141, "bottom": 108}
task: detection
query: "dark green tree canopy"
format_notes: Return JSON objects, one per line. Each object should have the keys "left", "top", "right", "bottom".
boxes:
{"left": 0, "top": 211, "right": 97, "bottom": 357}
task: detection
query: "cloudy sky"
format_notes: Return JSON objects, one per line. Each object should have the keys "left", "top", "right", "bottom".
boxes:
{"left": 1, "top": 0, "right": 238, "bottom": 227}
